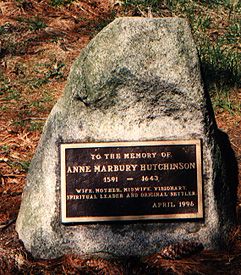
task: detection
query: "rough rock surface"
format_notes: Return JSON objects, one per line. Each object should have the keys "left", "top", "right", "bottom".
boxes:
{"left": 16, "top": 17, "right": 236, "bottom": 259}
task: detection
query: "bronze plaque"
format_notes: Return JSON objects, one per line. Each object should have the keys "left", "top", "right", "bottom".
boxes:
{"left": 61, "top": 140, "right": 203, "bottom": 223}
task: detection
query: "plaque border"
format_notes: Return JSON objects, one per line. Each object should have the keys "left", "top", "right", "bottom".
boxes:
{"left": 60, "top": 140, "right": 203, "bottom": 223}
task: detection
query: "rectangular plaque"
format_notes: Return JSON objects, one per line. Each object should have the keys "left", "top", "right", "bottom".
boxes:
{"left": 61, "top": 140, "right": 203, "bottom": 223}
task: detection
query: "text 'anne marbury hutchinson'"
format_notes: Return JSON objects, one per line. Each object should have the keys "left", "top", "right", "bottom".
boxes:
{"left": 67, "top": 162, "right": 196, "bottom": 173}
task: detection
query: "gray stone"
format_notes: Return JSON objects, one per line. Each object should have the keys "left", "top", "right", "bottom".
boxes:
{"left": 16, "top": 17, "right": 236, "bottom": 259}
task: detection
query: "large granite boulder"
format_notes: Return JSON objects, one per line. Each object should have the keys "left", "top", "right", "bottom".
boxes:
{"left": 16, "top": 17, "right": 236, "bottom": 259}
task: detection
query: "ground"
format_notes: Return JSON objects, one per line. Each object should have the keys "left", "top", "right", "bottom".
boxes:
{"left": 0, "top": 0, "right": 241, "bottom": 274}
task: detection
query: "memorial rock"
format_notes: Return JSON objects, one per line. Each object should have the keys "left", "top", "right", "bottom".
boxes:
{"left": 16, "top": 17, "right": 236, "bottom": 259}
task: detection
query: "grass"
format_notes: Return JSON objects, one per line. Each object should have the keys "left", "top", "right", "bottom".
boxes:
{"left": 16, "top": 17, "right": 47, "bottom": 31}
{"left": 123, "top": 0, "right": 162, "bottom": 10}
{"left": 226, "top": 22, "right": 240, "bottom": 44}
{"left": 0, "top": 81, "right": 21, "bottom": 101}
{"left": 0, "top": 145, "right": 10, "bottom": 153}
{"left": 50, "top": 0, "right": 75, "bottom": 6}
{"left": 0, "top": 17, "right": 46, "bottom": 57}
{"left": 212, "top": 88, "right": 241, "bottom": 114}
{"left": 198, "top": 38, "right": 241, "bottom": 88}
{"left": 6, "top": 160, "right": 31, "bottom": 172}
{"left": 30, "top": 61, "right": 65, "bottom": 88}
{"left": 29, "top": 121, "right": 45, "bottom": 132}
